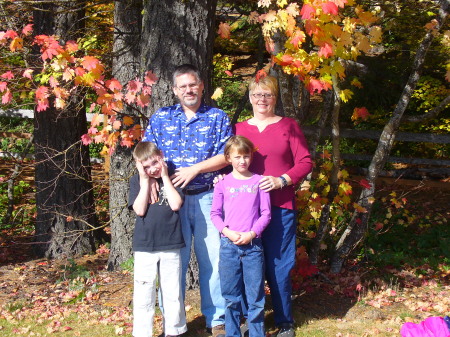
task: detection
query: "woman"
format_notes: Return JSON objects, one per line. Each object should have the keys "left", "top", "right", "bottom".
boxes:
{"left": 234, "top": 75, "right": 312, "bottom": 337}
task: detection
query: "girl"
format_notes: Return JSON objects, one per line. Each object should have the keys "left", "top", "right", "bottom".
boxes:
{"left": 211, "top": 135, "right": 271, "bottom": 337}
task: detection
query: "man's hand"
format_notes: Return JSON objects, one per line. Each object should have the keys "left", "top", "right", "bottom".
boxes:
{"left": 171, "top": 165, "right": 201, "bottom": 188}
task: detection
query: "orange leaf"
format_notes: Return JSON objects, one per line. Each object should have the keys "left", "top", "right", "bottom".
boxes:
{"left": 66, "top": 216, "right": 74, "bottom": 222}
{"left": 123, "top": 116, "right": 134, "bottom": 126}
{"left": 10, "top": 37, "right": 23, "bottom": 51}
{"left": 217, "top": 22, "right": 231, "bottom": 39}
{"left": 113, "top": 120, "right": 122, "bottom": 130}
{"left": 65, "top": 40, "right": 78, "bottom": 53}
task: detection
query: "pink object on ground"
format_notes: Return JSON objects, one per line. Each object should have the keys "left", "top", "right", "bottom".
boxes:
{"left": 400, "top": 316, "right": 450, "bottom": 337}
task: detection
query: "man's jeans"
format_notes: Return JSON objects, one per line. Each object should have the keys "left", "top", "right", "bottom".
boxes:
{"left": 219, "top": 237, "right": 265, "bottom": 337}
{"left": 179, "top": 191, "right": 226, "bottom": 328}
{"left": 262, "top": 206, "right": 296, "bottom": 326}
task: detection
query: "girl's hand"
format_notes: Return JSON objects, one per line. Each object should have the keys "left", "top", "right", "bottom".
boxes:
{"left": 222, "top": 228, "right": 241, "bottom": 243}
{"left": 234, "top": 231, "right": 255, "bottom": 245}
{"left": 259, "top": 175, "right": 280, "bottom": 192}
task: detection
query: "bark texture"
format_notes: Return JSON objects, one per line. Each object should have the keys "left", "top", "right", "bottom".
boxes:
{"left": 140, "top": 0, "right": 218, "bottom": 289}
{"left": 107, "top": 0, "right": 143, "bottom": 270}
{"left": 33, "top": 1, "right": 96, "bottom": 258}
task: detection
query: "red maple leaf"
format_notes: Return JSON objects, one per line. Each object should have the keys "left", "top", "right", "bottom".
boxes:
{"left": 81, "top": 133, "right": 92, "bottom": 145}
{"left": 352, "top": 107, "right": 370, "bottom": 121}
{"left": 1, "top": 89, "right": 12, "bottom": 104}
{"left": 127, "top": 79, "right": 143, "bottom": 93}
{"left": 4, "top": 30, "right": 18, "bottom": 40}
{"left": 21, "top": 24, "right": 33, "bottom": 36}
{"left": 300, "top": 4, "right": 315, "bottom": 20}
{"left": 144, "top": 71, "right": 158, "bottom": 86}
{"left": 81, "top": 56, "right": 101, "bottom": 71}
{"left": 255, "top": 69, "right": 267, "bottom": 82}
{"left": 359, "top": 179, "right": 371, "bottom": 189}
{"left": 106, "top": 79, "right": 122, "bottom": 92}
{"left": 278, "top": 54, "right": 294, "bottom": 66}
{"left": 1, "top": 71, "right": 14, "bottom": 80}
{"left": 0, "top": 81, "right": 7, "bottom": 92}
{"left": 318, "top": 43, "right": 333, "bottom": 58}
{"left": 322, "top": 1, "right": 339, "bottom": 15}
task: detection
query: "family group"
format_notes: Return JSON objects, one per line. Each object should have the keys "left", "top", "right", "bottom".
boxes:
{"left": 128, "top": 64, "right": 313, "bottom": 337}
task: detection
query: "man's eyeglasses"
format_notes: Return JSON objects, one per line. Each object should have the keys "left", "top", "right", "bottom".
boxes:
{"left": 176, "top": 83, "right": 200, "bottom": 92}
{"left": 252, "top": 93, "right": 275, "bottom": 99}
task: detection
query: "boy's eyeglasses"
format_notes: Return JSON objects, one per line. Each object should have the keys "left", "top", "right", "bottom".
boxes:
{"left": 252, "top": 93, "right": 275, "bottom": 99}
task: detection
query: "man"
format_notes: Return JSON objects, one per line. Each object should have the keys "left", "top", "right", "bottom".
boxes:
{"left": 142, "top": 64, "right": 231, "bottom": 337}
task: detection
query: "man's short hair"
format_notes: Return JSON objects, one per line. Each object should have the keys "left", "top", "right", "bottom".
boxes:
{"left": 172, "top": 64, "right": 202, "bottom": 86}
{"left": 133, "top": 141, "right": 162, "bottom": 162}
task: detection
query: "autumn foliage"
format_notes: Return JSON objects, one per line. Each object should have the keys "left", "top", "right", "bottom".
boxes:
{"left": 0, "top": 24, "right": 157, "bottom": 154}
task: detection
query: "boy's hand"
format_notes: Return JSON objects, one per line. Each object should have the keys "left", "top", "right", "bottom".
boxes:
{"left": 136, "top": 160, "right": 149, "bottom": 180}
{"left": 159, "top": 157, "right": 169, "bottom": 179}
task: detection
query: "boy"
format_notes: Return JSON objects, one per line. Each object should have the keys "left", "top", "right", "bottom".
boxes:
{"left": 129, "top": 141, "right": 187, "bottom": 337}
{"left": 211, "top": 135, "right": 271, "bottom": 337}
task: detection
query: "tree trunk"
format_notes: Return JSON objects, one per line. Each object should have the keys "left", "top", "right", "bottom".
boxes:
{"left": 107, "top": 0, "right": 143, "bottom": 271}
{"left": 330, "top": 1, "right": 449, "bottom": 273}
{"left": 140, "top": 0, "right": 218, "bottom": 289}
{"left": 32, "top": 1, "right": 96, "bottom": 258}
{"left": 310, "top": 81, "right": 341, "bottom": 265}
{"left": 141, "top": 0, "right": 218, "bottom": 110}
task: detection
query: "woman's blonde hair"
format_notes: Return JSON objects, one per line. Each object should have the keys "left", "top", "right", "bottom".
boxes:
{"left": 133, "top": 141, "right": 162, "bottom": 161}
{"left": 248, "top": 75, "right": 278, "bottom": 97}
{"left": 224, "top": 135, "right": 256, "bottom": 159}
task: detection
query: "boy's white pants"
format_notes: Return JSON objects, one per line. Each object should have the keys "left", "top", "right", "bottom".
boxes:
{"left": 133, "top": 250, "right": 187, "bottom": 337}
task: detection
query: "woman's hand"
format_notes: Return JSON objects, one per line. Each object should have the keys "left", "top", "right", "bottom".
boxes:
{"left": 259, "top": 175, "right": 281, "bottom": 192}
{"left": 213, "top": 174, "right": 225, "bottom": 186}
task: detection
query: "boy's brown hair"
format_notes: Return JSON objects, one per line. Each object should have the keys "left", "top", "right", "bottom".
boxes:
{"left": 132, "top": 141, "right": 162, "bottom": 162}
{"left": 224, "top": 135, "right": 255, "bottom": 159}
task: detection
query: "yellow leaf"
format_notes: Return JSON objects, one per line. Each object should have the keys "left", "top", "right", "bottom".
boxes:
{"left": 369, "top": 26, "right": 382, "bottom": 44}
{"left": 211, "top": 87, "right": 223, "bottom": 100}
{"left": 339, "top": 89, "right": 353, "bottom": 103}
{"left": 276, "top": 0, "right": 288, "bottom": 8}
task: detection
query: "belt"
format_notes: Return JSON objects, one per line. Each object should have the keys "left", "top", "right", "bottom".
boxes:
{"left": 183, "top": 184, "right": 213, "bottom": 195}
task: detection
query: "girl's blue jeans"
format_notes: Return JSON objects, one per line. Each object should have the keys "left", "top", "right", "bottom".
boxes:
{"left": 219, "top": 237, "right": 266, "bottom": 337}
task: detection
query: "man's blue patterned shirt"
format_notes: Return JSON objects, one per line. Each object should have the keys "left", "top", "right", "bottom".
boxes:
{"left": 142, "top": 103, "right": 232, "bottom": 187}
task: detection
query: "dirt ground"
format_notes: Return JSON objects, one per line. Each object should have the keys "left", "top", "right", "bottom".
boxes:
{"left": 1, "top": 161, "right": 449, "bottom": 336}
